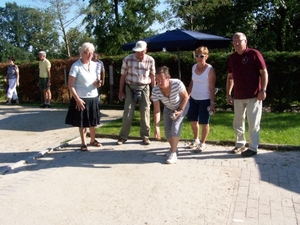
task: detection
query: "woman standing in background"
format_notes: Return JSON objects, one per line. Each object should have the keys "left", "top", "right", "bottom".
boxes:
{"left": 5, "top": 56, "right": 19, "bottom": 105}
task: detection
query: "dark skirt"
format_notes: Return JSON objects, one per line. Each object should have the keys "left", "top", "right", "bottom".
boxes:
{"left": 65, "top": 96, "right": 100, "bottom": 127}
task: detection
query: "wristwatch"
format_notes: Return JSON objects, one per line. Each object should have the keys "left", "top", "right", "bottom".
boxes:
{"left": 261, "top": 89, "right": 267, "bottom": 93}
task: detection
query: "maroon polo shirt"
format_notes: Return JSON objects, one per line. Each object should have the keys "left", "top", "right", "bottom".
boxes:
{"left": 228, "top": 48, "right": 267, "bottom": 99}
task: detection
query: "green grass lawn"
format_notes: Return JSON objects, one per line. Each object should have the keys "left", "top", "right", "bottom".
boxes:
{"left": 98, "top": 110, "right": 300, "bottom": 146}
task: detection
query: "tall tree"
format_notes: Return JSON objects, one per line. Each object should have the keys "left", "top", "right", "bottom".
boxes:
{"left": 164, "top": 0, "right": 232, "bottom": 33}
{"left": 252, "top": 0, "right": 300, "bottom": 51}
{"left": 27, "top": 8, "right": 60, "bottom": 57}
{"left": 61, "top": 27, "right": 95, "bottom": 57}
{"left": 36, "top": 0, "right": 86, "bottom": 58}
{"left": 164, "top": 0, "right": 300, "bottom": 51}
{"left": 0, "top": 2, "right": 59, "bottom": 61}
{"left": 84, "top": 0, "right": 164, "bottom": 55}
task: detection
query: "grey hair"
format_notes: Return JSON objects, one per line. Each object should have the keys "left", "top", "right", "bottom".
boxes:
{"left": 79, "top": 42, "right": 95, "bottom": 57}
{"left": 233, "top": 32, "right": 247, "bottom": 40}
{"left": 156, "top": 66, "right": 171, "bottom": 78}
{"left": 39, "top": 51, "right": 46, "bottom": 57}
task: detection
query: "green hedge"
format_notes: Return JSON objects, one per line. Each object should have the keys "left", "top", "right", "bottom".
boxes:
{"left": 1, "top": 52, "right": 300, "bottom": 112}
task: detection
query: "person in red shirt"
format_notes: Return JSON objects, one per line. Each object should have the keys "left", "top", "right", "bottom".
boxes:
{"left": 226, "top": 32, "right": 268, "bottom": 157}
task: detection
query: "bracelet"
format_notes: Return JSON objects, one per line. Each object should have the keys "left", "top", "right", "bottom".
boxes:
{"left": 177, "top": 107, "right": 183, "bottom": 112}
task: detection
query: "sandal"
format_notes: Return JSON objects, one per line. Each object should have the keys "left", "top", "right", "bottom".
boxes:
{"left": 90, "top": 140, "right": 102, "bottom": 147}
{"left": 80, "top": 145, "right": 88, "bottom": 151}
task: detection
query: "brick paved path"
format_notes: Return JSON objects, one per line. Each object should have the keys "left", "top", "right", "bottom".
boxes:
{"left": 0, "top": 137, "right": 299, "bottom": 225}
{"left": 0, "top": 105, "right": 299, "bottom": 224}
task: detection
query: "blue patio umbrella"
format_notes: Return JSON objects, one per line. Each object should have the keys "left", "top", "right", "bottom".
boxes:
{"left": 122, "top": 29, "right": 232, "bottom": 78}
{"left": 122, "top": 29, "right": 231, "bottom": 52}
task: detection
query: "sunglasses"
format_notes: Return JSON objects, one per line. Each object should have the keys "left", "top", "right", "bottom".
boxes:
{"left": 195, "top": 54, "right": 206, "bottom": 58}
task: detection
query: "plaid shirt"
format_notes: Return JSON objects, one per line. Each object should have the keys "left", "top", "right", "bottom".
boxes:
{"left": 121, "top": 54, "right": 155, "bottom": 85}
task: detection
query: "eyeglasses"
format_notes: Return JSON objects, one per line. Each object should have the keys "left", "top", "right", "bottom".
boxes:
{"left": 195, "top": 54, "right": 206, "bottom": 58}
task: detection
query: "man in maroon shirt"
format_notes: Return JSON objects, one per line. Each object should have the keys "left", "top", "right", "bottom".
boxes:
{"left": 226, "top": 32, "right": 269, "bottom": 157}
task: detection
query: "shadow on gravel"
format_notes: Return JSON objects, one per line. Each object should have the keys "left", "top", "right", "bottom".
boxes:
{"left": 255, "top": 151, "right": 300, "bottom": 194}
{"left": 1, "top": 106, "right": 299, "bottom": 196}
{"left": 3, "top": 143, "right": 300, "bottom": 196}
{"left": 0, "top": 109, "right": 68, "bottom": 132}
{"left": 0, "top": 107, "right": 120, "bottom": 132}
{"left": 0, "top": 151, "right": 42, "bottom": 172}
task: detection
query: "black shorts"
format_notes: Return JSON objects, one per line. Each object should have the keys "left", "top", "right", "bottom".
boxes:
{"left": 39, "top": 77, "right": 50, "bottom": 90}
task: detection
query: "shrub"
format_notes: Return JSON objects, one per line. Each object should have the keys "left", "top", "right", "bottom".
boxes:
{"left": 1, "top": 52, "right": 299, "bottom": 112}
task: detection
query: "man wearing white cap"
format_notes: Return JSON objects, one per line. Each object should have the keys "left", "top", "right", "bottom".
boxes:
{"left": 117, "top": 40, "right": 156, "bottom": 145}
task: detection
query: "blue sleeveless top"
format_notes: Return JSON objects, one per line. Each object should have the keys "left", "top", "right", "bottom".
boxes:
{"left": 7, "top": 65, "right": 17, "bottom": 79}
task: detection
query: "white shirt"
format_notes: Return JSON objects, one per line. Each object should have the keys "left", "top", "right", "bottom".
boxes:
{"left": 69, "top": 59, "right": 99, "bottom": 98}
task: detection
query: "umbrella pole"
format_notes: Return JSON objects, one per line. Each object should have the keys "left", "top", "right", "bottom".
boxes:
{"left": 177, "top": 48, "right": 181, "bottom": 80}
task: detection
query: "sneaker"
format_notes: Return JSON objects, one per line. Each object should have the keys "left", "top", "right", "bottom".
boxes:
{"left": 142, "top": 137, "right": 150, "bottom": 145}
{"left": 40, "top": 103, "right": 47, "bottom": 108}
{"left": 46, "top": 104, "right": 51, "bottom": 108}
{"left": 231, "top": 146, "right": 246, "bottom": 154}
{"left": 194, "top": 142, "right": 206, "bottom": 153}
{"left": 241, "top": 149, "right": 257, "bottom": 157}
{"left": 117, "top": 139, "right": 126, "bottom": 145}
{"left": 166, "top": 152, "right": 177, "bottom": 164}
{"left": 165, "top": 149, "right": 179, "bottom": 157}
{"left": 189, "top": 140, "right": 200, "bottom": 149}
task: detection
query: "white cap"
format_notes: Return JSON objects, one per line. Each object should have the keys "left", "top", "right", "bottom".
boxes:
{"left": 132, "top": 41, "right": 147, "bottom": 52}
